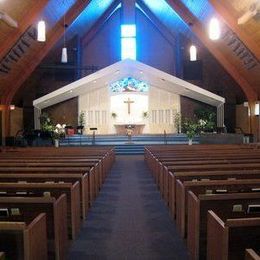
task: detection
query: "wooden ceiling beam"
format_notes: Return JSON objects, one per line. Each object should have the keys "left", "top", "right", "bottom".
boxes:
{"left": 0, "top": 0, "right": 49, "bottom": 60}
{"left": 82, "top": 0, "right": 121, "bottom": 48}
{"left": 137, "top": 0, "right": 176, "bottom": 46}
{"left": 209, "top": 0, "right": 260, "bottom": 60}
{"left": 166, "top": 0, "right": 258, "bottom": 101}
{"left": 1, "top": 0, "right": 92, "bottom": 105}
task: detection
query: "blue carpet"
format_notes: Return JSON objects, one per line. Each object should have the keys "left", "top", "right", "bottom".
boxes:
{"left": 67, "top": 155, "right": 189, "bottom": 260}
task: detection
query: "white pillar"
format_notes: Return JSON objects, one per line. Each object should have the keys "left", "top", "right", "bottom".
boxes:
{"left": 34, "top": 107, "right": 41, "bottom": 129}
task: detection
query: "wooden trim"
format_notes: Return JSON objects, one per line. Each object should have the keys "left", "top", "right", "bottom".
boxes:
{"left": 209, "top": 0, "right": 260, "bottom": 60}
{"left": 165, "top": 0, "right": 257, "bottom": 102}
{"left": 1, "top": 0, "right": 92, "bottom": 105}
{"left": 0, "top": 1, "right": 49, "bottom": 60}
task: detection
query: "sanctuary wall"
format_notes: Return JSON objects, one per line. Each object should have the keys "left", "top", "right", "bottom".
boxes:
{"left": 78, "top": 84, "right": 180, "bottom": 135}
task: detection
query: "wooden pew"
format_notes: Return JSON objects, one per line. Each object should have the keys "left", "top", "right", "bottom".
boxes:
{"left": 0, "top": 213, "right": 47, "bottom": 260}
{"left": 207, "top": 210, "right": 260, "bottom": 260}
{"left": 187, "top": 191, "right": 260, "bottom": 260}
{"left": 168, "top": 169, "right": 260, "bottom": 217}
{"left": 0, "top": 173, "right": 89, "bottom": 219}
{"left": 176, "top": 178, "right": 260, "bottom": 238}
{"left": 0, "top": 166, "right": 98, "bottom": 208}
{"left": 245, "top": 249, "right": 260, "bottom": 260}
{"left": 0, "top": 182, "right": 80, "bottom": 239}
{"left": 0, "top": 195, "right": 68, "bottom": 260}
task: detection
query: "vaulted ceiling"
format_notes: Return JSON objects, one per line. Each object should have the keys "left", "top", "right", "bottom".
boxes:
{"left": 0, "top": 0, "right": 259, "bottom": 105}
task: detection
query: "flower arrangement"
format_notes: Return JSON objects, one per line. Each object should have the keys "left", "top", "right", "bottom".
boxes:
{"left": 52, "top": 124, "right": 66, "bottom": 140}
{"left": 182, "top": 117, "right": 199, "bottom": 140}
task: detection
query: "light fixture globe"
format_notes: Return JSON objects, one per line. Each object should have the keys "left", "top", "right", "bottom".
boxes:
{"left": 209, "top": 17, "right": 220, "bottom": 40}
{"left": 61, "top": 47, "right": 68, "bottom": 63}
{"left": 37, "top": 20, "right": 46, "bottom": 42}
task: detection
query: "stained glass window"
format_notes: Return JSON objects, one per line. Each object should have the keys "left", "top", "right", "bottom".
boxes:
{"left": 110, "top": 77, "right": 149, "bottom": 92}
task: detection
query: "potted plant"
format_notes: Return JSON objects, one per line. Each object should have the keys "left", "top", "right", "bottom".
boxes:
{"left": 39, "top": 112, "right": 54, "bottom": 139}
{"left": 77, "top": 111, "right": 85, "bottom": 135}
{"left": 52, "top": 124, "right": 66, "bottom": 147}
{"left": 182, "top": 117, "right": 199, "bottom": 145}
{"left": 142, "top": 111, "right": 149, "bottom": 119}
{"left": 111, "top": 112, "right": 117, "bottom": 119}
{"left": 173, "top": 112, "right": 182, "bottom": 134}
{"left": 194, "top": 108, "right": 216, "bottom": 133}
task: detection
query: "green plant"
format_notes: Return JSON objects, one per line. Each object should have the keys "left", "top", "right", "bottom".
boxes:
{"left": 194, "top": 107, "right": 216, "bottom": 132}
{"left": 78, "top": 111, "right": 85, "bottom": 126}
{"left": 39, "top": 113, "right": 54, "bottom": 132}
{"left": 52, "top": 124, "right": 65, "bottom": 140}
{"left": 182, "top": 117, "right": 199, "bottom": 140}
{"left": 111, "top": 112, "right": 117, "bottom": 118}
{"left": 173, "top": 112, "right": 182, "bottom": 133}
{"left": 143, "top": 111, "right": 149, "bottom": 119}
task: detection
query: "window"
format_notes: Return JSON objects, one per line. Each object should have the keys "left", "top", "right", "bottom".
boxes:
{"left": 121, "top": 24, "right": 136, "bottom": 60}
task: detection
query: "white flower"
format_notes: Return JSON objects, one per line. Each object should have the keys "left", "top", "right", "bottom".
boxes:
{"left": 62, "top": 124, "right": 66, "bottom": 128}
{"left": 56, "top": 124, "right": 62, "bottom": 129}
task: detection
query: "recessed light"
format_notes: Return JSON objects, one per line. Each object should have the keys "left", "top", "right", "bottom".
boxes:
{"left": 93, "top": 80, "right": 97, "bottom": 83}
{"left": 115, "top": 70, "right": 120, "bottom": 74}
{"left": 140, "top": 71, "right": 143, "bottom": 74}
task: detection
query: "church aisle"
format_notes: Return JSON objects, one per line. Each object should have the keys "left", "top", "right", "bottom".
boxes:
{"left": 68, "top": 155, "right": 189, "bottom": 259}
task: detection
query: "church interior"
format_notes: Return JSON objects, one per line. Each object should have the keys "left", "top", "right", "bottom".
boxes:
{"left": 0, "top": 0, "right": 260, "bottom": 259}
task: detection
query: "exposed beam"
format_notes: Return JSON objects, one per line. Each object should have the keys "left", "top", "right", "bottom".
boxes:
{"left": 82, "top": 0, "right": 121, "bottom": 48}
{"left": 137, "top": 0, "right": 176, "bottom": 46}
{"left": 1, "top": 0, "right": 92, "bottom": 105}
{"left": 0, "top": 0, "right": 49, "bottom": 60}
{"left": 209, "top": 0, "right": 260, "bottom": 61}
{"left": 165, "top": 0, "right": 258, "bottom": 101}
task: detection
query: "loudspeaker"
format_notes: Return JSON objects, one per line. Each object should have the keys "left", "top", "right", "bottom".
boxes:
{"left": 183, "top": 60, "right": 203, "bottom": 80}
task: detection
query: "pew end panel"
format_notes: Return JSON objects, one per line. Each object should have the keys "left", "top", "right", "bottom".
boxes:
{"left": 207, "top": 210, "right": 229, "bottom": 260}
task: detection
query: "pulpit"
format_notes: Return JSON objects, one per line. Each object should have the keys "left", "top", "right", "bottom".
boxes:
{"left": 114, "top": 124, "right": 145, "bottom": 135}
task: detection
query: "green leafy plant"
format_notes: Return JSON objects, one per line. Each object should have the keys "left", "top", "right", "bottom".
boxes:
{"left": 173, "top": 112, "right": 182, "bottom": 134}
{"left": 194, "top": 107, "right": 216, "bottom": 132}
{"left": 143, "top": 111, "right": 149, "bottom": 119}
{"left": 182, "top": 117, "right": 199, "bottom": 140}
{"left": 78, "top": 111, "right": 85, "bottom": 126}
{"left": 111, "top": 112, "right": 117, "bottom": 118}
{"left": 52, "top": 124, "right": 66, "bottom": 140}
{"left": 39, "top": 113, "right": 54, "bottom": 132}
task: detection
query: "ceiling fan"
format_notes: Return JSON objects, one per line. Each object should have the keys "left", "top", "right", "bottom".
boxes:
{"left": 237, "top": 2, "right": 260, "bottom": 24}
{"left": 0, "top": 11, "right": 18, "bottom": 28}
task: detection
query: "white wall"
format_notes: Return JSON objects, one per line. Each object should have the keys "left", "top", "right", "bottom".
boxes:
{"left": 78, "top": 84, "right": 180, "bottom": 134}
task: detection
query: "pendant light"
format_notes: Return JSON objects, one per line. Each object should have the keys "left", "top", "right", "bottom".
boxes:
{"left": 61, "top": 8, "right": 68, "bottom": 63}
{"left": 37, "top": 20, "right": 46, "bottom": 42}
{"left": 189, "top": 45, "right": 197, "bottom": 61}
{"left": 209, "top": 17, "right": 220, "bottom": 40}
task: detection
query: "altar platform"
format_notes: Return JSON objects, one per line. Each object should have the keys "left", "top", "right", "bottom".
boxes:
{"left": 59, "top": 134, "right": 199, "bottom": 154}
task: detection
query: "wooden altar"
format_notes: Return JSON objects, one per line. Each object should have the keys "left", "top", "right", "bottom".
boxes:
{"left": 114, "top": 124, "right": 145, "bottom": 135}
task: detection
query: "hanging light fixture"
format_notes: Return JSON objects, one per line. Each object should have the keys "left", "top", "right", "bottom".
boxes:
{"left": 189, "top": 45, "right": 197, "bottom": 61}
{"left": 37, "top": 20, "right": 46, "bottom": 42}
{"left": 61, "top": 7, "right": 68, "bottom": 63}
{"left": 209, "top": 17, "right": 220, "bottom": 40}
